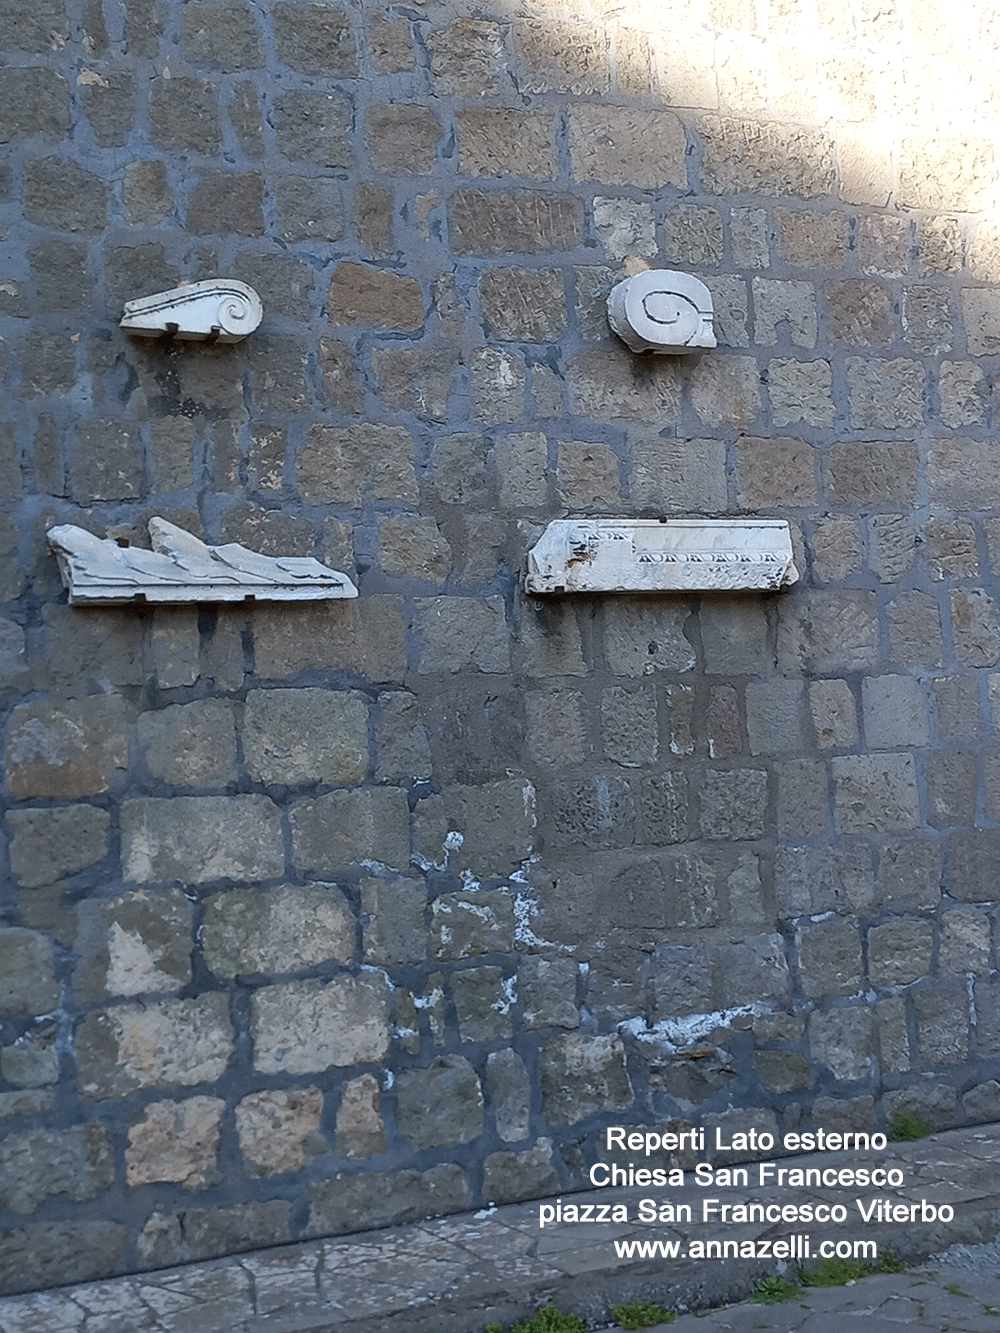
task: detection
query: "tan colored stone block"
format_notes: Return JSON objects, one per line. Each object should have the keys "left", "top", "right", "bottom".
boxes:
{"left": 126, "top": 1096, "right": 223, "bottom": 1190}
{"left": 898, "top": 135, "right": 997, "bottom": 212}
{"left": 567, "top": 348, "right": 682, "bottom": 424}
{"left": 700, "top": 116, "right": 834, "bottom": 197}
{"left": 557, "top": 442, "right": 620, "bottom": 507}
{"left": 297, "top": 423, "right": 417, "bottom": 506}
{"left": 690, "top": 355, "right": 761, "bottom": 429}
{"left": 6, "top": 694, "right": 127, "bottom": 799}
{"left": 251, "top": 975, "right": 390, "bottom": 1074}
{"left": 767, "top": 358, "right": 834, "bottom": 428}
{"left": 203, "top": 884, "right": 355, "bottom": 977}
{"left": 568, "top": 105, "right": 686, "bottom": 189}
{"left": 328, "top": 263, "right": 423, "bottom": 330}
{"left": 457, "top": 108, "right": 558, "bottom": 179}
{"left": 336, "top": 1074, "right": 386, "bottom": 1159}
{"left": 737, "top": 435, "right": 817, "bottom": 508}
{"left": 236, "top": 1088, "right": 326, "bottom": 1176}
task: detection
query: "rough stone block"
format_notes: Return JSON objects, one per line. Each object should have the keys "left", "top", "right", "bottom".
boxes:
{"left": 809, "top": 679, "right": 859, "bottom": 749}
{"left": 775, "top": 208, "right": 847, "bottom": 267}
{"left": 567, "top": 347, "right": 682, "bottom": 423}
{"left": 777, "top": 758, "right": 829, "bottom": 839}
{"left": 252, "top": 975, "right": 390, "bottom": 1074}
{"left": 482, "top": 1142, "right": 559, "bottom": 1205}
{"left": 903, "top": 285, "right": 953, "bottom": 353}
{"left": 76, "top": 889, "right": 193, "bottom": 1002}
{"left": 940, "top": 909, "right": 991, "bottom": 976}
{"left": 449, "top": 189, "right": 584, "bottom": 255}
{"left": 915, "top": 985, "right": 969, "bottom": 1065}
{"left": 204, "top": 884, "right": 354, "bottom": 978}
{"left": 243, "top": 688, "right": 368, "bottom": 786}
{"left": 897, "top": 136, "right": 996, "bottom": 213}
{"left": 868, "top": 514, "right": 916, "bottom": 583}
{"left": 138, "top": 699, "right": 236, "bottom": 787}
{"left": 126, "top": 1096, "right": 223, "bottom": 1190}
{"left": 0, "top": 67, "right": 70, "bottom": 141}
{"left": 333, "top": 1075, "right": 383, "bottom": 1160}
{"left": 527, "top": 691, "right": 587, "bottom": 768}
{"left": 833, "top": 754, "right": 919, "bottom": 833}
{"left": 514, "top": 16, "right": 608, "bottom": 95}
{"left": 869, "top": 920, "right": 933, "bottom": 987}
{"left": 827, "top": 440, "right": 918, "bottom": 508}
{"left": 824, "top": 279, "right": 894, "bottom": 346}
{"left": 809, "top": 1007, "right": 872, "bottom": 1081}
{"left": 0, "top": 930, "right": 58, "bottom": 1018}
{"left": 690, "top": 355, "right": 761, "bottom": 429}
{"left": 593, "top": 196, "right": 657, "bottom": 261}
{"left": 308, "top": 1166, "right": 469, "bottom": 1237}
{"left": 6, "top": 694, "right": 127, "bottom": 800}
{"left": 753, "top": 279, "right": 817, "bottom": 347}
{"left": 451, "top": 967, "right": 512, "bottom": 1042}
{"left": 298, "top": 422, "right": 416, "bottom": 506}
{"left": 414, "top": 596, "right": 510, "bottom": 674}
{"left": 602, "top": 686, "right": 657, "bottom": 766}
{"left": 486, "top": 1049, "right": 531, "bottom": 1143}
{"left": 519, "top": 955, "right": 579, "bottom": 1030}
{"left": 77, "top": 994, "right": 233, "bottom": 1100}
{"left": 556, "top": 442, "right": 620, "bottom": 508}
{"left": 122, "top": 796, "right": 284, "bottom": 884}
{"left": 603, "top": 600, "right": 693, "bottom": 677}
{"left": 549, "top": 774, "right": 636, "bottom": 850}
{"left": 291, "top": 788, "right": 409, "bottom": 875}
{"left": 630, "top": 436, "right": 727, "bottom": 513}
{"left": 846, "top": 357, "right": 925, "bottom": 429}
{"left": 929, "top": 436, "right": 1000, "bottom": 509}
{"left": 137, "top": 1201, "right": 290, "bottom": 1269}
{"left": 737, "top": 435, "right": 816, "bottom": 509}
{"left": 775, "top": 843, "right": 875, "bottom": 918}
{"left": 479, "top": 267, "right": 566, "bottom": 342}
{"left": 887, "top": 590, "right": 945, "bottom": 668}
{"left": 8, "top": 805, "right": 109, "bottom": 888}
{"left": 719, "top": 933, "right": 790, "bottom": 1006}
{"left": 372, "top": 347, "right": 455, "bottom": 423}
{"left": 238, "top": 1088, "right": 327, "bottom": 1175}
{"left": 0, "top": 1124, "right": 114, "bottom": 1214}
{"left": 951, "top": 589, "right": 1000, "bottom": 666}
{"left": 329, "top": 263, "right": 423, "bottom": 330}
{"left": 923, "top": 518, "right": 978, "bottom": 581}
{"left": 731, "top": 207, "right": 770, "bottom": 269}
{"left": 273, "top": 176, "right": 344, "bottom": 244}
{"left": 187, "top": 171, "right": 264, "bottom": 236}
{"left": 430, "top": 889, "right": 515, "bottom": 961}
{"left": 457, "top": 108, "right": 558, "bottom": 179}
{"left": 778, "top": 591, "right": 878, "bottom": 674}
{"left": 366, "top": 103, "right": 440, "bottom": 174}
{"left": 745, "top": 679, "right": 805, "bottom": 754}
{"left": 540, "top": 1033, "right": 631, "bottom": 1125}
{"left": 861, "top": 675, "right": 929, "bottom": 750}
{"left": 797, "top": 918, "right": 862, "bottom": 999}
{"left": 396, "top": 1055, "right": 483, "bottom": 1149}
{"left": 767, "top": 358, "right": 834, "bottom": 427}
{"left": 700, "top": 116, "right": 834, "bottom": 197}
{"left": 875, "top": 997, "right": 910, "bottom": 1074}
{"left": 927, "top": 750, "right": 977, "bottom": 826}
{"left": 494, "top": 432, "right": 547, "bottom": 509}
{"left": 361, "top": 876, "right": 426, "bottom": 968}
{"left": 273, "top": 91, "right": 351, "bottom": 168}
{"left": 638, "top": 773, "right": 688, "bottom": 846}
{"left": 470, "top": 347, "right": 526, "bottom": 422}
{"left": 963, "top": 1081, "right": 1000, "bottom": 1123}
{"left": 150, "top": 76, "right": 222, "bottom": 153}
{"left": 274, "top": 2, "right": 355, "bottom": 74}
{"left": 699, "top": 768, "right": 767, "bottom": 840}
{"left": 707, "top": 685, "right": 740, "bottom": 761}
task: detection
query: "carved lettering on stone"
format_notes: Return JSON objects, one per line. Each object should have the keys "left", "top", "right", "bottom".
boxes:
{"left": 48, "top": 518, "right": 358, "bottom": 605}
{"left": 525, "top": 519, "right": 798, "bottom": 594}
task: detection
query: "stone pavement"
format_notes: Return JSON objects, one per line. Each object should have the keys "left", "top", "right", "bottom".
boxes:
{"left": 0, "top": 1124, "right": 998, "bottom": 1333}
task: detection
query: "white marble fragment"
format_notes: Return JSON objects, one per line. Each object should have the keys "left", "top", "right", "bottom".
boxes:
{"left": 524, "top": 519, "right": 798, "bottom": 595}
{"left": 120, "top": 279, "right": 263, "bottom": 342}
{"left": 607, "top": 269, "right": 716, "bottom": 353}
{"left": 48, "top": 518, "right": 358, "bottom": 605}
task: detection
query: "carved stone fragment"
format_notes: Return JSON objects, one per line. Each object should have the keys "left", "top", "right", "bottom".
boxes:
{"left": 525, "top": 519, "right": 798, "bottom": 595}
{"left": 606, "top": 269, "right": 716, "bottom": 354}
{"left": 48, "top": 518, "right": 357, "bottom": 605}
{"left": 119, "top": 279, "right": 263, "bottom": 342}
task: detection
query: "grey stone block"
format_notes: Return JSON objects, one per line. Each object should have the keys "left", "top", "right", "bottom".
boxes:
{"left": 797, "top": 918, "right": 862, "bottom": 999}
{"left": 396, "top": 1055, "right": 483, "bottom": 1149}
{"left": 862, "top": 675, "right": 930, "bottom": 749}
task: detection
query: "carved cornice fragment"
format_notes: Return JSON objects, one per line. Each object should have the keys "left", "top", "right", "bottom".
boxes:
{"left": 48, "top": 518, "right": 358, "bottom": 604}
{"left": 119, "top": 279, "right": 263, "bottom": 342}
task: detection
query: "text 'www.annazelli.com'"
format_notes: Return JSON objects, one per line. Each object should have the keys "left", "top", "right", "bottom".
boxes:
{"left": 611, "top": 1237, "right": 881, "bottom": 1261}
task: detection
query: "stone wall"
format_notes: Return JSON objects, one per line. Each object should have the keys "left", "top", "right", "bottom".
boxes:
{"left": 3, "top": 0, "right": 1000, "bottom": 1295}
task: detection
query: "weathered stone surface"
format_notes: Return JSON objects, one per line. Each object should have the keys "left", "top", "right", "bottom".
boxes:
{"left": 486, "top": 1049, "right": 531, "bottom": 1143}
{"left": 767, "top": 358, "right": 835, "bottom": 427}
{"left": 243, "top": 688, "right": 368, "bottom": 786}
{"left": 948, "top": 831, "right": 1000, "bottom": 902}
{"left": 719, "top": 933, "right": 789, "bottom": 1006}
{"left": 0, "top": 1124, "right": 114, "bottom": 1214}
{"left": 396, "top": 1055, "right": 483, "bottom": 1149}
{"left": 76, "top": 889, "right": 193, "bottom": 1002}
{"left": 308, "top": 1165, "right": 469, "bottom": 1236}
{"left": 204, "top": 884, "right": 354, "bottom": 978}
{"left": 77, "top": 994, "right": 233, "bottom": 1100}
{"left": 187, "top": 171, "right": 264, "bottom": 236}
{"left": 329, "top": 263, "right": 423, "bottom": 330}
{"left": 940, "top": 909, "right": 991, "bottom": 975}
{"left": 291, "top": 788, "right": 410, "bottom": 873}
{"left": 457, "top": 108, "right": 558, "bottom": 179}
{"left": 915, "top": 985, "right": 969, "bottom": 1065}
{"left": 0, "top": 929, "right": 58, "bottom": 1018}
{"left": 452, "top": 967, "right": 511, "bottom": 1042}
{"left": 550, "top": 774, "right": 636, "bottom": 850}
{"left": 274, "top": 176, "right": 344, "bottom": 243}
{"left": 274, "top": 2, "right": 355, "bottom": 74}
{"left": 775, "top": 843, "right": 874, "bottom": 919}
{"left": 570, "top": 105, "right": 687, "bottom": 186}
{"left": 251, "top": 975, "right": 390, "bottom": 1073}
{"left": 699, "top": 768, "right": 767, "bottom": 840}
{"left": 7, "top": 805, "right": 109, "bottom": 888}
{"left": 6, "top": 695, "right": 127, "bottom": 799}
{"left": 869, "top": 920, "right": 933, "bottom": 987}
{"left": 298, "top": 423, "right": 417, "bottom": 506}
{"left": 448, "top": 189, "right": 584, "bottom": 255}
{"left": 797, "top": 918, "right": 862, "bottom": 999}
{"left": 540, "top": 1033, "right": 632, "bottom": 1125}
{"left": 963, "top": 1081, "right": 1000, "bottom": 1122}
{"left": 519, "top": 955, "right": 579, "bottom": 1031}
{"left": 809, "top": 680, "right": 859, "bottom": 749}
{"left": 431, "top": 889, "right": 516, "bottom": 961}
{"left": 126, "top": 1097, "right": 224, "bottom": 1190}
{"left": 834, "top": 754, "right": 919, "bottom": 833}
{"left": 700, "top": 117, "right": 834, "bottom": 196}
{"left": 237, "top": 1088, "right": 326, "bottom": 1176}
{"left": 483, "top": 1142, "right": 559, "bottom": 1205}
{"left": 335, "top": 1076, "right": 384, "bottom": 1160}
{"left": 273, "top": 91, "right": 351, "bottom": 168}
{"left": 121, "top": 797, "right": 284, "bottom": 884}
{"left": 754, "top": 1050, "right": 810, "bottom": 1094}
{"left": 0, "top": 1220, "right": 127, "bottom": 1297}
{"left": 951, "top": 590, "right": 1000, "bottom": 666}
{"left": 138, "top": 699, "right": 236, "bottom": 787}
{"left": 138, "top": 1201, "right": 290, "bottom": 1269}
{"left": 414, "top": 596, "right": 510, "bottom": 674}
{"left": 361, "top": 876, "right": 426, "bottom": 967}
